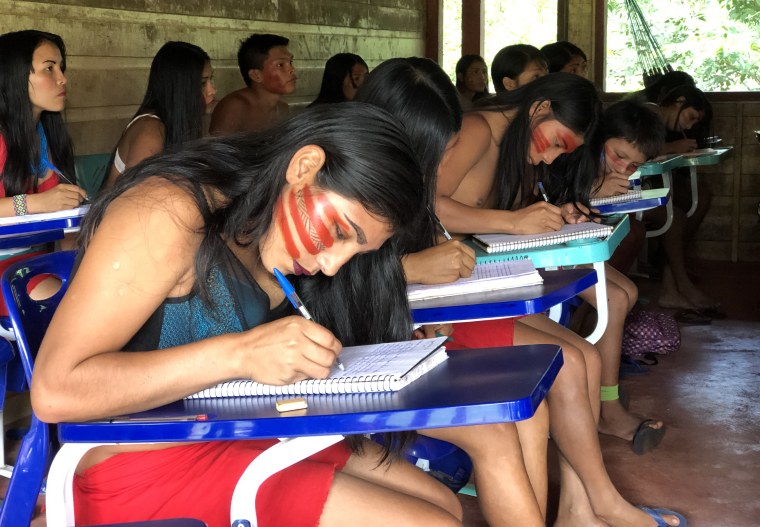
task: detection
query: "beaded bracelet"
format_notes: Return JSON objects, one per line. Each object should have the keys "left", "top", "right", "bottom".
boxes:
{"left": 13, "top": 194, "right": 28, "bottom": 216}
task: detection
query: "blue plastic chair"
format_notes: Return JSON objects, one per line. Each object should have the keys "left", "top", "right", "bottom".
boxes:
{"left": 0, "top": 251, "right": 207, "bottom": 527}
{"left": 0, "top": 251, "right": 74, "bottom": 526}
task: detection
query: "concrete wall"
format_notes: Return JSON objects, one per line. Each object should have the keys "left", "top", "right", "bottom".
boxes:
{"left": 0, "top": 0, "right": 425, "bottom": 155}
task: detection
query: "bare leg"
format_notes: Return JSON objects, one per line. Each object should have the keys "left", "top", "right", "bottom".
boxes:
{"left": 653, "top": 206, "right": 714, "bottom": 309}
{"left": 515, "top": 316, "right": 683, "bottom": 527}
{"left": 516, "top": 400, "right": 550, "bottom": 518}
{"left": 321, "top": 439, "right": 462, "bottom": 526}
{"left": 421, "top": 416, "right": 547, "bottom": 527}
{"left": 578, "top": 266, "right": 664, "bottom": 442}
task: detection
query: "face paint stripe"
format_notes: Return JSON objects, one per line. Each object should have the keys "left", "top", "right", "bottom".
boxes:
{"left": 277, "top": 198, "right": 300, "bottom": 259}
{"left": 289, "top": 190, "right": 320, "bottom": 255}
{"left": 302, "top": 185, "right": 334, "bottom": 248}
{"left": 532, "top": 127, "right": 550, "bottom": 153}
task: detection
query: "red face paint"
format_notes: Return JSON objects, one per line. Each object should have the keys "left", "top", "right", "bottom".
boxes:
{"left": 604, "top": 144, "right": 636, "bottom": 175}
{"left": 532, "top": 127, "right": 550, "bottom": 153}
{"left": 559, "top": 132, "right": 578, "bottom": 153}
{"left": 277, "top": 199, "right": 300, "bottom": 259}
{"left": 281, "top": 184, "right": 351, "bottom": 257}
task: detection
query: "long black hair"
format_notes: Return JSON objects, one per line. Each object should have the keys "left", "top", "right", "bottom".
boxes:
{"left": 476, "top": 72, "right": 602, "bottom": 209}
{"left": 491, "top": 44, "right": 546, "bottom": 93}
{"left": 0, "top": 30, "right": 75, "bottom": 195}
{"left": 356, "top": 57, "right": 463, "bottom": 252}
{"left": 83, "top": 102, "right": 424, "bottom": 328}
{"left": 135, "top": 41, "right": 210, "bottom": 148}
{"left": 309, "top": 53, "right": 368, "bottom": 106}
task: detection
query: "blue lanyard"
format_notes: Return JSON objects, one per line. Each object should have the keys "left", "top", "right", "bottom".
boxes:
{"left": 36, "top": 121, "right": 62, "bottom": 178}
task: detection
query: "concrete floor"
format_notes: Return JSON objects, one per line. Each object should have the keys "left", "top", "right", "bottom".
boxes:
{"left": 460, "top": 259, "right": 760, "bottom": 526}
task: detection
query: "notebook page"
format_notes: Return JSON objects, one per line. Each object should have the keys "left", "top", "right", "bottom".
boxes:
{"left": 407, "top": 260, "right": 543, "bottom": 300}
{"left": 0, "top": 205, "right": 90, "bottom": 226}
{"left": 186, "top": 336, "right": 448, "bottom": 398}
{"left": 473, "top": 222, "right": 613, "bottom": 253}
{"left": 590, "top": 190, "right": 643, "bottom": 206}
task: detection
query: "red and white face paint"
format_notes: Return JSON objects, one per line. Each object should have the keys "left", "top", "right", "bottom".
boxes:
{"left": 268, "top": 183, "right": 394, "bottom": 277}
{"left": 277, "top": 184, "right": 352, "bottom": 259}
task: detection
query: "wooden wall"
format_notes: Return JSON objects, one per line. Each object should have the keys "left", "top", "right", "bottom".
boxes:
{"left": 0, "top": 0, "right": 425, "bottom": 155}
{"left": 1, "top": 0, "right": 756, "bottom": 261}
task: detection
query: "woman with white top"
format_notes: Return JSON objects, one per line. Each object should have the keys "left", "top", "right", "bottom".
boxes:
{"left": 103, "top": 41, "right": 216, "bottom": 189}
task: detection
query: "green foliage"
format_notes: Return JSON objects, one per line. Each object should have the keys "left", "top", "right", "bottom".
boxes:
{"left": 607, "top": 0, "right": 760, "bottom": 92}
{"left": 441, "top": 0, "right": 557, "bottom": 91}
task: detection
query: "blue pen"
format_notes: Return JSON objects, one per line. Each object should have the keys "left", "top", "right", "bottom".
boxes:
{"left": 273, "top": 268, "right": 345, "bottom": 371}
{"left": 537, "top": 181, "right": 550, "bottom": 202}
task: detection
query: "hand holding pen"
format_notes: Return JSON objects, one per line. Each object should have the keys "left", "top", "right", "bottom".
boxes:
{"left": 274, "top": 268, "right": 345, "bottom": 371}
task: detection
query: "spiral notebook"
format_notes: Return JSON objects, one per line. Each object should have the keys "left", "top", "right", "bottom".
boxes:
{"left": 472, "top": 222, "right": 614, "bottom": 254}
{"left": 186, "top": 336, "right": 449, "bottom": 398}
{"left": 407, "top": 259, "right": 543, "bottom": 301}
{"left": 590, "top": 190, "right": 642, "bottom": 206}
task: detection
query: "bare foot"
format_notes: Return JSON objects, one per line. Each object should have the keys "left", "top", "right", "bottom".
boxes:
{"left": 680, "top": 286, "right": 716, "bottom": 310}
{"left": 599, "top": 400, "right": 664, "bottom": 442}
{"left": 657, "top": 289, "right": 698, "bottom": 310}
{"left": 597, "top": 500, "right": 685, "bottom": 527}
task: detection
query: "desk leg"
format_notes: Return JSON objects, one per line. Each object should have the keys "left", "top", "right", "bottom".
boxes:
{"left": 46, "top": 442, "right": 110, "bottom": 527}
{"left": 584, "top": 262, "right": 608, "bottom": 345}
{"left": 686, "top": 166, "right": 698, "bottom": 217}
{"left": 230, "top": 434, "right": 345, "bottom": 526}
{"left": 646, "top": 170, "right": 673, "bottom": 238}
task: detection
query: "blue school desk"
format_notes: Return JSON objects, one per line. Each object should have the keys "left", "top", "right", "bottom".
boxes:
{"left": 410, "top": 268, "right": 597, "bottom": 325}
{"left": 0, "top": 206, "right": 87, "bottom": 239}
{"left": 460, "top": 215, "right": 629, "bottom": 344}
{"left": 48, "top": 344, "right": 562, "bottom": 526}
{"left": 593, "top": 188, "right": 671, "bottom": 216}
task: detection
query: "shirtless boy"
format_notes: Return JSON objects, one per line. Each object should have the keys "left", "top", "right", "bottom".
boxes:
{"left": 210, "top": 33, "right": 296, "bottom": 134}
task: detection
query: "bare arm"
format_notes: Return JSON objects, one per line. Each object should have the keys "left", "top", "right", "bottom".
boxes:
{"left": 436, "top": 114, "right": 564, "bottom": 235}
{"left": 209, "top": 95, "right": 246, "bottom": 136}
{"left": 32, "top": 179, "right": 341, "bottom": 423}
{"left": 402, "top": 240, "right": 476, "bottom": 285}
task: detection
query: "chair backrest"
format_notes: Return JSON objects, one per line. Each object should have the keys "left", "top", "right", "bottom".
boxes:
{"left": 0, "top": 251, "right": 76, "bottom": 527}
{"left": 74, "top": 153, "right": 111, "bottom": 198}
{"left": 1, "top": 250, "right": 76, "bottom": 385}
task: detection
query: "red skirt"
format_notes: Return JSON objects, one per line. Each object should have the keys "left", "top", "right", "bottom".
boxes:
{"left": 448, "top": 318, "right": 516, "bottom": 349}
{"left": 74, "top": 439, "right": 352, "bottom": 527}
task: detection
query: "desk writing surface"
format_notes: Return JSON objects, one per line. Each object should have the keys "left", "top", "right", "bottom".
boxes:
{"left": 465, "top": 214, "right": 629, "bottom": 268}
{"left": 637, "top": 154, "right": 684, "bottom": 176}
{"left": 593, "top": 188, "right": 670, "bottom": 215}
{"left": 58, "top": 344, "right": 562, "bottom": 443}
{"left": 411, "top": 268, "right": 596, "bottom": 325}
{"left": 0, "top": 206, "right": 88, "bottom": 237}
{"left": 672, "top": 147, "right": 733, "bottom": 167}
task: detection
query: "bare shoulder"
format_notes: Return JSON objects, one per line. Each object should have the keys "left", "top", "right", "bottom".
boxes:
{"left": 210, "top": 88, "right": 252, "bottom": 134}
{"left": 95, "top": 177, "right": 205, "bottom": 268}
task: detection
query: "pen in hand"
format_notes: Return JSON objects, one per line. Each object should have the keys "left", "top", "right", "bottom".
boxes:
{"left": 273, "top": 268, "right": 345, "bottom": 371}
{"left": 537, "top": 181, "right": 550, "bottom": 202}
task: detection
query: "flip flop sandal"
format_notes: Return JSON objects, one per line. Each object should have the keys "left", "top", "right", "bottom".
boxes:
{"left": 619, "top": 355, "right": 650, "bottom": 378}
{"left": 635, "top": 352, "right": 659, "bottom": 366}
{"left": 632, "top": 419, "right": 666, "bottom": 455}
{"left": 638, "top": 506, "right": 688, "bottom": 527}
{"left": 674, "top": 308, "right": 712, "bottom": 326}
{"left": 699, "top": 305, "right": 726, "bottom": 320}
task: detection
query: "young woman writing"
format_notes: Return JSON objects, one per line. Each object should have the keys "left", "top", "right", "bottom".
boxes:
{"left": 34, "top": 104, "right": 462, "bottom": 526}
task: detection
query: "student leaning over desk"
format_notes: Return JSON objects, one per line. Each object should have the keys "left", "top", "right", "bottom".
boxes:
{"left": 436, "top": 73, "right": 687, "bottom": 527}
{"left": 0, "top": 29, "right": 87, "bottom": 314}
{"left": 33, "top": 104, "right": 463, "bottom": 526}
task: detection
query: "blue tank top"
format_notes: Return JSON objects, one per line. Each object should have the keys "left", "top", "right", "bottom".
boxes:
{"left": 124, "top": 245, "right": 292, "bottom": 351}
